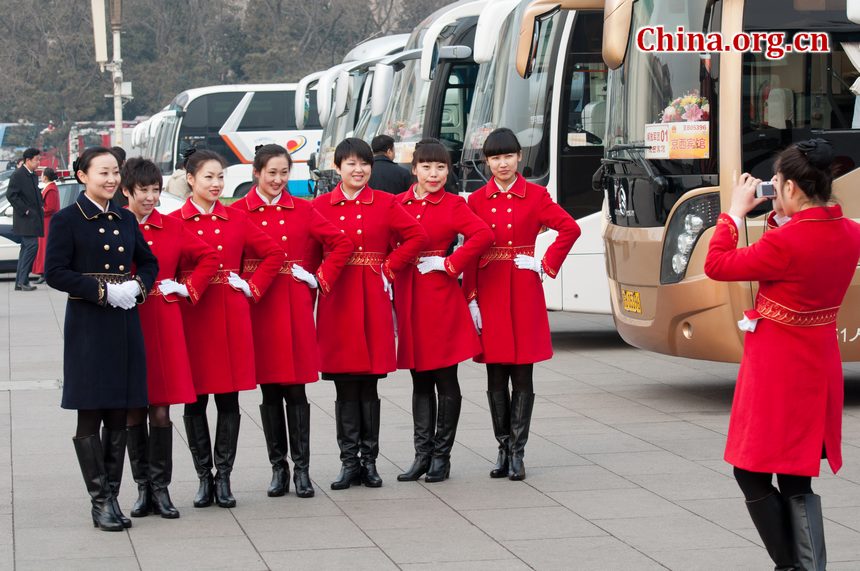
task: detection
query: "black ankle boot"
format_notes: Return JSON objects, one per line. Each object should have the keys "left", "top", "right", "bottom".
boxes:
{"left": 788, "top": 494, "right": 826, "bottom": 571}
{"left": 101, "top": 427, "right": 131, "bottom": 528}
{"left": 331, "top": 400, "right": 362, "bottom": 490}
{"left": 425, "top": 395, "right": 461, "bottom": 483}
{"left": 214, "top": 413, "right": 240, "bottom": 508}
{"left": 486, "top": 391, "right": 511, "bottom": 478}
{"left": 259, "top": 403, "right": 290, "bottom": 497}
{"left": 126, "top": 424, "right": 152, "bottom": 518}
{"left": 508, "top": 392, "right": 535, "bottom": 481}
{"left": 745, "top": 492, "right": 797, "bottom": 570}
{"left": 73, "top": 435, "right": 124, "bottom": 531}
{"left": 398, "top": 393, "right": 436, "bottom": 482}
{"left": 149, "top": 424, "right": 179, "bottom": 519}
{"left": 183, "top": 414, "right": 214, "bottom": 508}
{"left": 359, "top": 399, "right": 383, "bottom": 488}
{"left": 287, "top": 403, "right": 315, "bottom": 498}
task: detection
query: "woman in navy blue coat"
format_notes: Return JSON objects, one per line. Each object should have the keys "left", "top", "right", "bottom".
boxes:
{"left": 45, "top": 147, "right": 158, "bottom": 532}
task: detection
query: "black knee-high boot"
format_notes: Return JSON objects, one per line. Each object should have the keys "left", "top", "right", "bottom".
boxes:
{"left": 126, "top": 424, "right": 152, "bottom": 517}
{"left": 508, "top": 392, "right": 535, "bottom": 481}
{"left": 788, "top": 494, "right": 826, "bottom": 571}
{"left": 101, "top": 427, "right": 131, "bottom": 527}
{"left": 213, "top": 412, "right": 240, "bottom": 508}
{"left": 331, "top": 400, "right": 362, "bottom": 490}
{"left": 486, "top": 391, "right": 511, "bottom": 478}
{"left": 745, "top": 492, "right": 797, "bottom": 570}
{"left": 259, "top": 404, "right": 290, "bottom": 497}
{"left": 398, "top": 393, "right": 436, "bottom": 482}
{"left": 287, "top": 403, "right": 315, "bottom": 498}
{"left": 425, "top": 395, "right": 462, "bottom": 483}
{"left": 73, "top": 435, "right": 124, "bottom": 531}
{"left": 359, "top": 399, "right": 383, "bottom": 487}
{"left": 149, "top": 424, "right": 179, "bottom": 518}
{"left": 183, "top": 414, "right": 214, "bottom": 507}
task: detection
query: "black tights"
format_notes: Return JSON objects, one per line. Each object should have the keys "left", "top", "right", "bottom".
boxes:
{"left": 334, "top": 378, "right": 379, "bottom": 402}
{"left": 734, "top": 467, "right": 813, "bottom": 501}
{"left": 486, "top": 364, "right": 534, "bottom": 394}
{"left": 127, "top": 406, "right": 171, "bottom": 428}
{"left": 76, "top": 408, "right": 127, "bottom": 438}
{"left": 184, "top": 392, "right": 240, "bottom": 416}
{"left": 260, "top": 383, "right": 309, "bottom": 406}
{"left": 411, "top": 365, "right": 461, "bottom": 398}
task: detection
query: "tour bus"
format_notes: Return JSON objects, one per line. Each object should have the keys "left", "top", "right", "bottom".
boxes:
{"left": 137, "top": 84, "right": 321, "bottom": 198}
{"left": 463, "top": 0, "right": 610, "bottom": 313}
{"left": 519, "top": 0, "right": 860, "bottom": 361}
{"left": 68, "top": 120, "right": 140, "bottom": 165}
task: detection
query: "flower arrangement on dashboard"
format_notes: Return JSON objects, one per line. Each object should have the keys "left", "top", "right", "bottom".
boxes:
{"left": 660, "top": 91, "right": 710, "bottom": 123}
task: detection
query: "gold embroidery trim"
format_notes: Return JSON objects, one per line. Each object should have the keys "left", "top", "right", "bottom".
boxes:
{"left": 479, "top": 246, "right": 535, "bottom": 264}
{"left": 346, "top": 252, "right": 385, "bottom": 266}
{"left": 755, "top": 293, "right": 840, "bottom": 327}
{"left": 243, "top": 258, "right": 302, "bottom": 275}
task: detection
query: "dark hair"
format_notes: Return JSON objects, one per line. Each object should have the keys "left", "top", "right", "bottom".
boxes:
{"left": 22, "top": 147, "right": 40, "bottom": 160}
{"left": 334, "top": 138, "right": 374, "bottom": 167}
{"left": 121, "top": 158, "right": 162, "bottom": 194}
{"left": 253, "top": 144, "right": 293, "bottom": 172}
{"left": 110, "top": 146, "right": 126, "bottom": 166}
{"left": 773, "top": 138, "right": 834, "bottom": 204}
{"left": 412, "top": 138, "right": 451, "bottom": 168}
{"left": 73, "top": 146, "right": 117, "bottom": 184}
{"left": 184, "top": 149, "right": 227, "bottom": 176}
{"left": 371, "top": 134, "right": 395, "bottom": 154}
{"left": 42, "top": 167, "right": 58, "bottom": 182}
{"left": 482, "top": 128, "right": 522, "bottom": 158}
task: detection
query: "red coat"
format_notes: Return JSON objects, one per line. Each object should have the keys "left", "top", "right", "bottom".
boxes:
{"left": 136, "top": 210, "right": 220, "bottom": 405}
{"left": 463, "top": 176, "right": 580, "bottom": 364}
{"left": 394, "top": 188, "right": 493, "bottom": 371}
{"left": 231, "top": 189, "right": 352, "bottom": 384}
{"left": 705, "top": 206, "right": 860, "bottom": 476}
{"left": 310, "top": 185, "right": 427, "bottom": 376}
{"left": 170, "top": 199, "right": 282, "bottom": 394}
{"left": 33, "top": 182, "right": 59, "bottom": 274}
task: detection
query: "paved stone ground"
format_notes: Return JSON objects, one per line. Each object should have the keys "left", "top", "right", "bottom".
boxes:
{"left": 2, "top": 280, "right": 860, "bottom": 570}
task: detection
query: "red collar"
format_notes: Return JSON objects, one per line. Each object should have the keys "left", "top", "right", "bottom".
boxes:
{"left": 401, "top": 185, "right": 446, "bottom": 205}
{"left": 179, "top": 198, "right": 230, "bottom": 220}
{"left": 330, "top": 183, "right": 374, "bottom": 205}
{"left": 787, "top": 204, "right": 843, "bottom": 224}
{"left": 244, "top": 186, "right": 295, "bottom": 210}
{"left": 143, "top": 209, "right": 164, "bottom": 228}
{"left": 485, "top": 174, "right": 526, "bottom": 199}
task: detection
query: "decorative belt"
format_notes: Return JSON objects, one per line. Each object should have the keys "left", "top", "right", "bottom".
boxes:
{"left": 412, "top": 250, "right": 447, "bottom": 264}
{"left": 346, "top": 251, "right": 385, "bottom": 266}
{"left": 83, "top": 272, "right": 132, "bottom": 285}
{"left": 242, "top": 258, "right": 301, "bottom": 275}
{"left": 755, "top": 293, "right": 839, "bottom": 327}
{"left": 479, "top": 245, "right": 535, "bottom": 264}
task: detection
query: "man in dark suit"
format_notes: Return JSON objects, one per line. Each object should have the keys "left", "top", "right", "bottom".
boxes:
{"left": 8, "top": 148, "right": 44, "bottom": 291}
{"left": 368, "top": 135, "right": 413, "bottom": 195}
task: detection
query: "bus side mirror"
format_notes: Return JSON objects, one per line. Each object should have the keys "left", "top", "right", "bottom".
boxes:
{"left": 308, "top": 152, "right": 318, "bottom": 173}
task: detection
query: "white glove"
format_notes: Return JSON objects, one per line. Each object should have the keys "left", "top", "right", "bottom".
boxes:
{"left": 106, "top": 283, "right": 136, "bottom": 310}
{"left": 514, "top": 254, "right": 544, "bottom": 277}
{"left": 119, "top": 280, "right": 143, "bottom": 300}
{"left": 227, "top": 272, "right": 253, "bottom": 298}
{"left": 158, "top": 278, "right": 189, "bottom": 297}
{"left": 468, "top": 299, "right": 482, "bottom": 334}
{"left": 416, "top": 256, "right": 446, "bottom": 275}
{"left": 381, "top": 266, "right": 393, "bottom": 301}
{"left": 291, "top": 264, "right": 318, "bottom": 289}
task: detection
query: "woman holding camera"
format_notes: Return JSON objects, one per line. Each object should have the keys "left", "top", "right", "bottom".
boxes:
{"left": 705, "top": 139, "right": 860, "bottom": 570}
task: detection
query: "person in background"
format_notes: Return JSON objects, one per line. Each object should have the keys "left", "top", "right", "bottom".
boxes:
{"left": 110, "top": 147, "right": 129, "bottom": 208}
{"left": 368, "top": 135, "right": 412, "bottom": 195}
{"left": 120, "top": 158, "right": 219, "bottom": 520}
{"left": 705, "top": 139, "right": 860, "bottom": 571}
{"left": 8, "top": 147, "right": 43, "bottom": 291}
{"left": 166, "top": 160, "right": 191, "bottom": 198}
{"left": 32, "top": 167, "right": 60, "bottom": 283}
{"left": 45, "top": 146, "right": 158, "bottom": 531}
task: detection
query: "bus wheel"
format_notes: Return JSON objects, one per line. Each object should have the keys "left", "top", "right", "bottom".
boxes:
{"left": 234, "top": 182, "right": 253, "bottom": 198}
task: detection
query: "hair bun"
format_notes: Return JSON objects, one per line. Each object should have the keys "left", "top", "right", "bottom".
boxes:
{"left": 795, "top": 138, "right": 833, "bottom": 170}
{"left": 255, "top": 144, "right": 265, "bottom": 153}
{"left": 181, "top": 147, "right": 197, "bottom": 160}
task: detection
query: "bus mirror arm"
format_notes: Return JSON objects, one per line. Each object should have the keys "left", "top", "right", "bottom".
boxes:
{"left": 591, "top": 164, "right": 605, "bottom": 192}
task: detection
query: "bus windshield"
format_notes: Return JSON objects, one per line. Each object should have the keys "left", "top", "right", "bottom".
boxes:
{"left": 606, "top": 0, "right": 720, "bottom": 176}
{"left": 379, "top": 59, "right": 429, "bottom": 143}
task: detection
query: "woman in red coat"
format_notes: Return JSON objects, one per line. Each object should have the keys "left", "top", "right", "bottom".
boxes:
{"left": 232, "top": 144, "right": 351, "bottom": 499}
{"left": 393, "top": 139, "right": 492, "bottom": 483}
{"left": 705, "top": 139, "right": 860, "bottom": 570}
{"left": 464, "top": 128, "right": 581, "bottom": 481}
{"left": 170, "top": 149, "right": 282, "bottom": 509}
{"left": 32, "top": 167, "right": 59, "bottom": 281}
{"left": 310, "top": 138, "right": 427, "bottom": 490}
{"left": 119, "top": 158, "right": 219, "bottom": 520}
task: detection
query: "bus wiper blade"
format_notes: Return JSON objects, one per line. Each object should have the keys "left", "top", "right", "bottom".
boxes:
{"left": 604, "top": 142, "right": 668, "bottom": 194}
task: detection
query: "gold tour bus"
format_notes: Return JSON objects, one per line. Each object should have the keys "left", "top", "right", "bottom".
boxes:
{"left": 518, "top": 0, "right": 860, "bottom": 362}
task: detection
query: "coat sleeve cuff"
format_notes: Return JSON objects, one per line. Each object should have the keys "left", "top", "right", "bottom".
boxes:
{"left": 444, "top": 257, "right": 458, "bottom": 277}
{"left": 541, "top": 258, "right": 559, "bottom": 279}
{"left": 134, "top": 276, "right": 148, "bottom": 304}
{"left": 316, "top": 268, "right": 331, "bottom": 295}
{"left": 382, "top": 258, "right": 395, "bottom": 281}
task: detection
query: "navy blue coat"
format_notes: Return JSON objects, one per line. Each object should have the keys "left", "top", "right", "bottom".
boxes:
{"left": 7, "top": 166, "right": 44, "bottom": 237}
{"left": 45, "top": 193, "right": 158, "bottom": 410}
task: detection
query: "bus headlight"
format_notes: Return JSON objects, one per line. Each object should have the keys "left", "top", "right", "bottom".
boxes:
{"left": 660, "top": 193, "right": 720, "bottom": 284}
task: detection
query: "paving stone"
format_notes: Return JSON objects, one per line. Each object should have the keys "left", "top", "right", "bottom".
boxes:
{"left": 549, "top": 487, "right": 687, "bottom": 520}
{"left": 593, "top": 513, "right": 752, "bottom": 552}
{"left": 241, "top": 515, "right": 373, "bottom": 551}
{"left": 261, "top": 547, "right": 398, "bottom": 570}
{"left": 365, "top": 519, "right": 512, "bottom": 564}
{"left": 132, "top": 535, "right": 267, "bottom": 569}
{"left": 504, "top": 536, "right": 665, "bottom": 570}
{"left": 461, "top": 506, "right": 606, "bottom": 541}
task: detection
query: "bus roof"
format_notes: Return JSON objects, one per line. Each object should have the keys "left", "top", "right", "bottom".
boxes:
{"left": 169, "top": 83, "right": 301, "bottom": 110}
